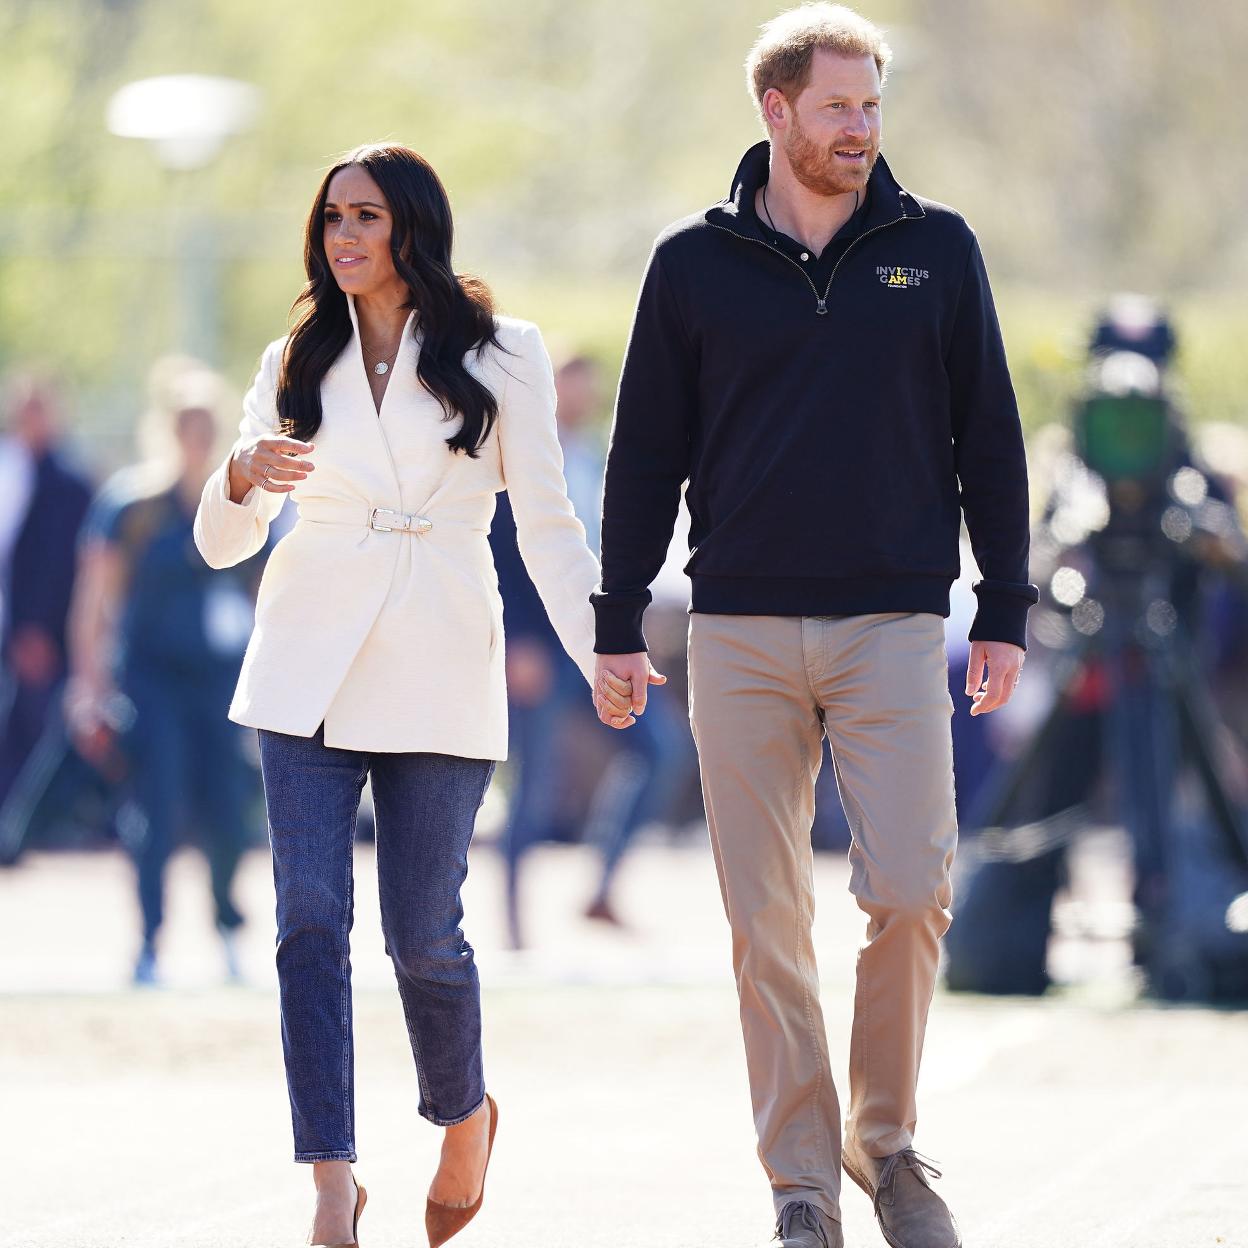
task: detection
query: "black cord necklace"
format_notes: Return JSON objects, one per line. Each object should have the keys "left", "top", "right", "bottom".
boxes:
{"left": 761, "top": 183, "right": 860, "bottom": 244}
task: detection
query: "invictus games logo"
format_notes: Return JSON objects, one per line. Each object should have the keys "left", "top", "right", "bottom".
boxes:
{"left": 878, "top": 265, "right": 930, "bottom": 288}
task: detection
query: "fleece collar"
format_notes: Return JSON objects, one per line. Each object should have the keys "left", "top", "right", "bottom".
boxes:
{"left": 705, "top": 140, "right": 924, "bottom": 240}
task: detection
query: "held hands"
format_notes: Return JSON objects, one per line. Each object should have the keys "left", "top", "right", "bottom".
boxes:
{"left": 594, "top": 653, "right": 667, "bottom": 729}
{"left": 228, "top": 435, "right": 316, "bottom": 504}
{"left": 965, "top": 640, "right": 1025, "bottom": 716}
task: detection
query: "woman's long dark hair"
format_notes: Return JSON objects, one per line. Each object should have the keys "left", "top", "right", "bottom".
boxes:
{"left": 277, "top": 144, "right": 502, "bottom": 456}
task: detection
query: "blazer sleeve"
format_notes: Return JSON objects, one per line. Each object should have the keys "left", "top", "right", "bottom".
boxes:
{"left": 497, "top": 323, "right": 600, "bottom": 687}
{"left": 194, "top": 340, "right": 288, "bottom": 570}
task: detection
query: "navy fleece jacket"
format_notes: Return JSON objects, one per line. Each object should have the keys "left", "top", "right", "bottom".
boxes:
{"left": 592, "top": 142, "right": 1039, "bottom": 653}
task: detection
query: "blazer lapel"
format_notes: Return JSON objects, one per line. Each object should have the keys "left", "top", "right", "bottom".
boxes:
{"left": 340, "top": 295, "right": 420, "bottom": 506}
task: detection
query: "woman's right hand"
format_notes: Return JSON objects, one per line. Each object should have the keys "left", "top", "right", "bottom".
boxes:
{"left": 228, "top": 435, "right": 316, "bottom": 503}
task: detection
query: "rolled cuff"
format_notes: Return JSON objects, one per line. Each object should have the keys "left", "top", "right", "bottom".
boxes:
{"left": 591, "top": 591, "right": 650, "bottom": 655}
{"left": 968, "top": 580, "right": 1039, "bottom": 650}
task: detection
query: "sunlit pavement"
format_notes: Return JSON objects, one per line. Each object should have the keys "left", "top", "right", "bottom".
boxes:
{"left": 3, "top": 832, "right": 1245, "bottom": 1248}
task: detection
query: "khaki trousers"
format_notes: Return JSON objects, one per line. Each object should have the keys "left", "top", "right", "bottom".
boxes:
{"left": 687, "top": 612, "right": 958, "bottom": 1224}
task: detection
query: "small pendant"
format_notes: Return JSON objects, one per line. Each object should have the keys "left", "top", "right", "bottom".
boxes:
{"left": 374, "top": 361, "right": 389, "bottom": 375}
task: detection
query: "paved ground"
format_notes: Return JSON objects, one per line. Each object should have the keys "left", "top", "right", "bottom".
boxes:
{"left": 3, "top": 834, "right": 1246, "bottom": 1247}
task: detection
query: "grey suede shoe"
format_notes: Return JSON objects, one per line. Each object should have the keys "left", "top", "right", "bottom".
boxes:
{"left": 775, "top": 1200, "right": 844, "bottom": 1248}
{"left": 842, "top": 1138, "right": 961, "bottom": 1248}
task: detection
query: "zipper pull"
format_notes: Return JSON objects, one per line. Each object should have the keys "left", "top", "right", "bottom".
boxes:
{"left": 816, "top": 299, "right": 828, "bottom": 316}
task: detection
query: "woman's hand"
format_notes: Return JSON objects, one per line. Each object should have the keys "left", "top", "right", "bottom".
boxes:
{"left": 228, "top": 435, "right": 316, "bottom": 503}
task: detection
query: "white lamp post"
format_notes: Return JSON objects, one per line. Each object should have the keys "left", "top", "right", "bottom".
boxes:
{"left": 107, "top": 75, "right": 262, "bottom": 361}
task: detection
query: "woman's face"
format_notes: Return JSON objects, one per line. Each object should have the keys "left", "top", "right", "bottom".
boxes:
{"left": 323, "top": 164, "right": 403, "bottom": 299}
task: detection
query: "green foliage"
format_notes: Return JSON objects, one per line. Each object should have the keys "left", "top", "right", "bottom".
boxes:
{"left": 1169, "top": 298, "right": 1248, "bottom": 429}
{"left": 1, "top": 0, "right": 1245, "bottom": 463}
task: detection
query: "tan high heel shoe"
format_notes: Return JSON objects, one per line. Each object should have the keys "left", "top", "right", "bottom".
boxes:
{"left": 425, "top": 1094, "right": 498, "bottom": 1248}
{"left": 311, "top": 1174, "right": 367, "bottom": 1248}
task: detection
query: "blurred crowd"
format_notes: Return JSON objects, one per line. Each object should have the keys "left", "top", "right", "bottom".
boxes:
{"left": 5, "top": 307, "right": 1248, "bottom": 995}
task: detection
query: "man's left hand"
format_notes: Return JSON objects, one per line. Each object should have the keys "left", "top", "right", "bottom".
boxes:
{"left": 965, "top": 640, "right": 1025, "bottom": 716}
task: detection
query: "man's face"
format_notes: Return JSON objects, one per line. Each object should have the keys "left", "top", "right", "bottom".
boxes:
{"left": 11, "top": 386, "right": 56, "bottom": 453}
{"left": 776, "top": 49, "right": 882, "bottom": 197}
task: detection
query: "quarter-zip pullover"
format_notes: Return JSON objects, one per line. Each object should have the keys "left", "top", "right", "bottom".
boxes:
{"left": 591, "top": 141, "right": 1038, "bottom": 653}
{"left": 754, "top": 181, "right": 870, "bottom": 285}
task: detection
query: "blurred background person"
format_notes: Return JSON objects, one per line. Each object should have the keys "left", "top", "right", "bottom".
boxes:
{"left": 0, "top": 376, "right": 92, "bottom": 828}
{"left": 64, "top": 357, "right": 264, "bottom": 985}
{"left": 492, "top": 350, "right": 607, "bottom": 947}
{"left": 491, "top": 477, "right": 585, "bottom": 949}
{"left": 493, "top": 350, "right": 691, "bottom": 945}
{"left": 584, "top": 478, "right": 699, "bottom": 925}
{"left": 553, "top": 353, "right": 693, "bottom": 925}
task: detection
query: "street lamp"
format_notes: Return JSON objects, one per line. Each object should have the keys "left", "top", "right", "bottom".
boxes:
{"left": 107, "top": 74, "right": 261, "bottom": 170}
{"left": 106, "top": 74, "right": 262, "bottom": 360}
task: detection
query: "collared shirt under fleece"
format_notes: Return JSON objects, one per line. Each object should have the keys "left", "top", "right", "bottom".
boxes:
{"left": 590, "top": 141, "right": 1039, "bottom": 654}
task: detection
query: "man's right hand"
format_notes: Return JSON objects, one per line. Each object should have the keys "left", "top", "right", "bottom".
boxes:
{"left": 594, "top": 652, "right": 667, "bottom": 730}
{"left": 228, "top": 435, "right": 316, "bottom": 504}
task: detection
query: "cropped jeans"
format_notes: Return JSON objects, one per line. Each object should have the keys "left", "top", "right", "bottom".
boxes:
{"left": 258, "top": 724, "right": 495, "bottom": 1163}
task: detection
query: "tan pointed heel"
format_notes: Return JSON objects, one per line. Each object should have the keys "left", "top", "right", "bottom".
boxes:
{"left": 425, "top": 1094, "right": 498, "bottom": 1248}
{"left": 312, "top": 1175, "right": 367, "bottom": 1247}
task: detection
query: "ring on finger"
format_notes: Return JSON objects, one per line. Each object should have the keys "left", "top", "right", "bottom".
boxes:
{"left": 261, "top": 464, "right": 272, "bottom": 483}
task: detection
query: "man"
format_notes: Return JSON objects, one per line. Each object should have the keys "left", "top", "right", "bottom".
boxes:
{"left": 591, "top": 7, "right": 1037, "bottom": 1248}
{"left": 0, "top": 377, "right": 92, "bottom": 827}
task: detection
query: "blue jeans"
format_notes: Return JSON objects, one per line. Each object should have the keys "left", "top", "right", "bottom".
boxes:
{"left": 257, "top": 724, "right": 495, "bottom": 1162}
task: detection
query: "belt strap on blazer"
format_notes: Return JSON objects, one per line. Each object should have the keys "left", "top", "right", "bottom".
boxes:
{"left": 296, "top": 498, "right": 490, "bottom": 536}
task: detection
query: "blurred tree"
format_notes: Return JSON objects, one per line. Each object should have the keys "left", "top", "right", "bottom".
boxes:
{"left": 0, "top": 0, "right": 1244, "bottom": 455}
{"left": 900, "top": 0, "right": 1248, "bottom": 294}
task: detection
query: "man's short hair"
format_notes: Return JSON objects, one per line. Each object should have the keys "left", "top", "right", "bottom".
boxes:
{"left": 746, "top": 3, "right": 892, "bottom": 123}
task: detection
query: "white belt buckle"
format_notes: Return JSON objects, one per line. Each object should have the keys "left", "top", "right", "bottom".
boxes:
{"left": 370, "top": 507, "right": 433, "bottom": 534}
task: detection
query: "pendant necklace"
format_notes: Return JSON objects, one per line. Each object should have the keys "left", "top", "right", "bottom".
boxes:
{"left": 361, "top": 339, "right": 398, "bottom": 376}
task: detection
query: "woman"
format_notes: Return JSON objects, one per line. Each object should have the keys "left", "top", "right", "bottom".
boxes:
{"left": 194, "top": 144, "right": 631, "bottom": 1248}
{"left": 67, "top": 358, "right": 257, "bottom": 985}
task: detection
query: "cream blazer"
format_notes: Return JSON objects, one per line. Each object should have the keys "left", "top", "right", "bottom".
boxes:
{"left": 193, "top": 298, "right": 599, "bottom": 760}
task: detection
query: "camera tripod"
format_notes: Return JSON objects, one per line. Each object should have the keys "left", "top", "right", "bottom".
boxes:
{"left": 945, "top": 555, "right": 1248, "bottom": 1000}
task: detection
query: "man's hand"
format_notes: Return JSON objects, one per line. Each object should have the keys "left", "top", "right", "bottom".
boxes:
{"left": 965, "top": 640, "right": 1025, "bottom": 716}
{"left": 594, "top": 652, "right": 667, "bottom": 729}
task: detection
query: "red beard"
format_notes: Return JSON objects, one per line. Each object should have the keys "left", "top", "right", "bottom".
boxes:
{"left": 785, "top": 115, "right": 878, "bottom": 196}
